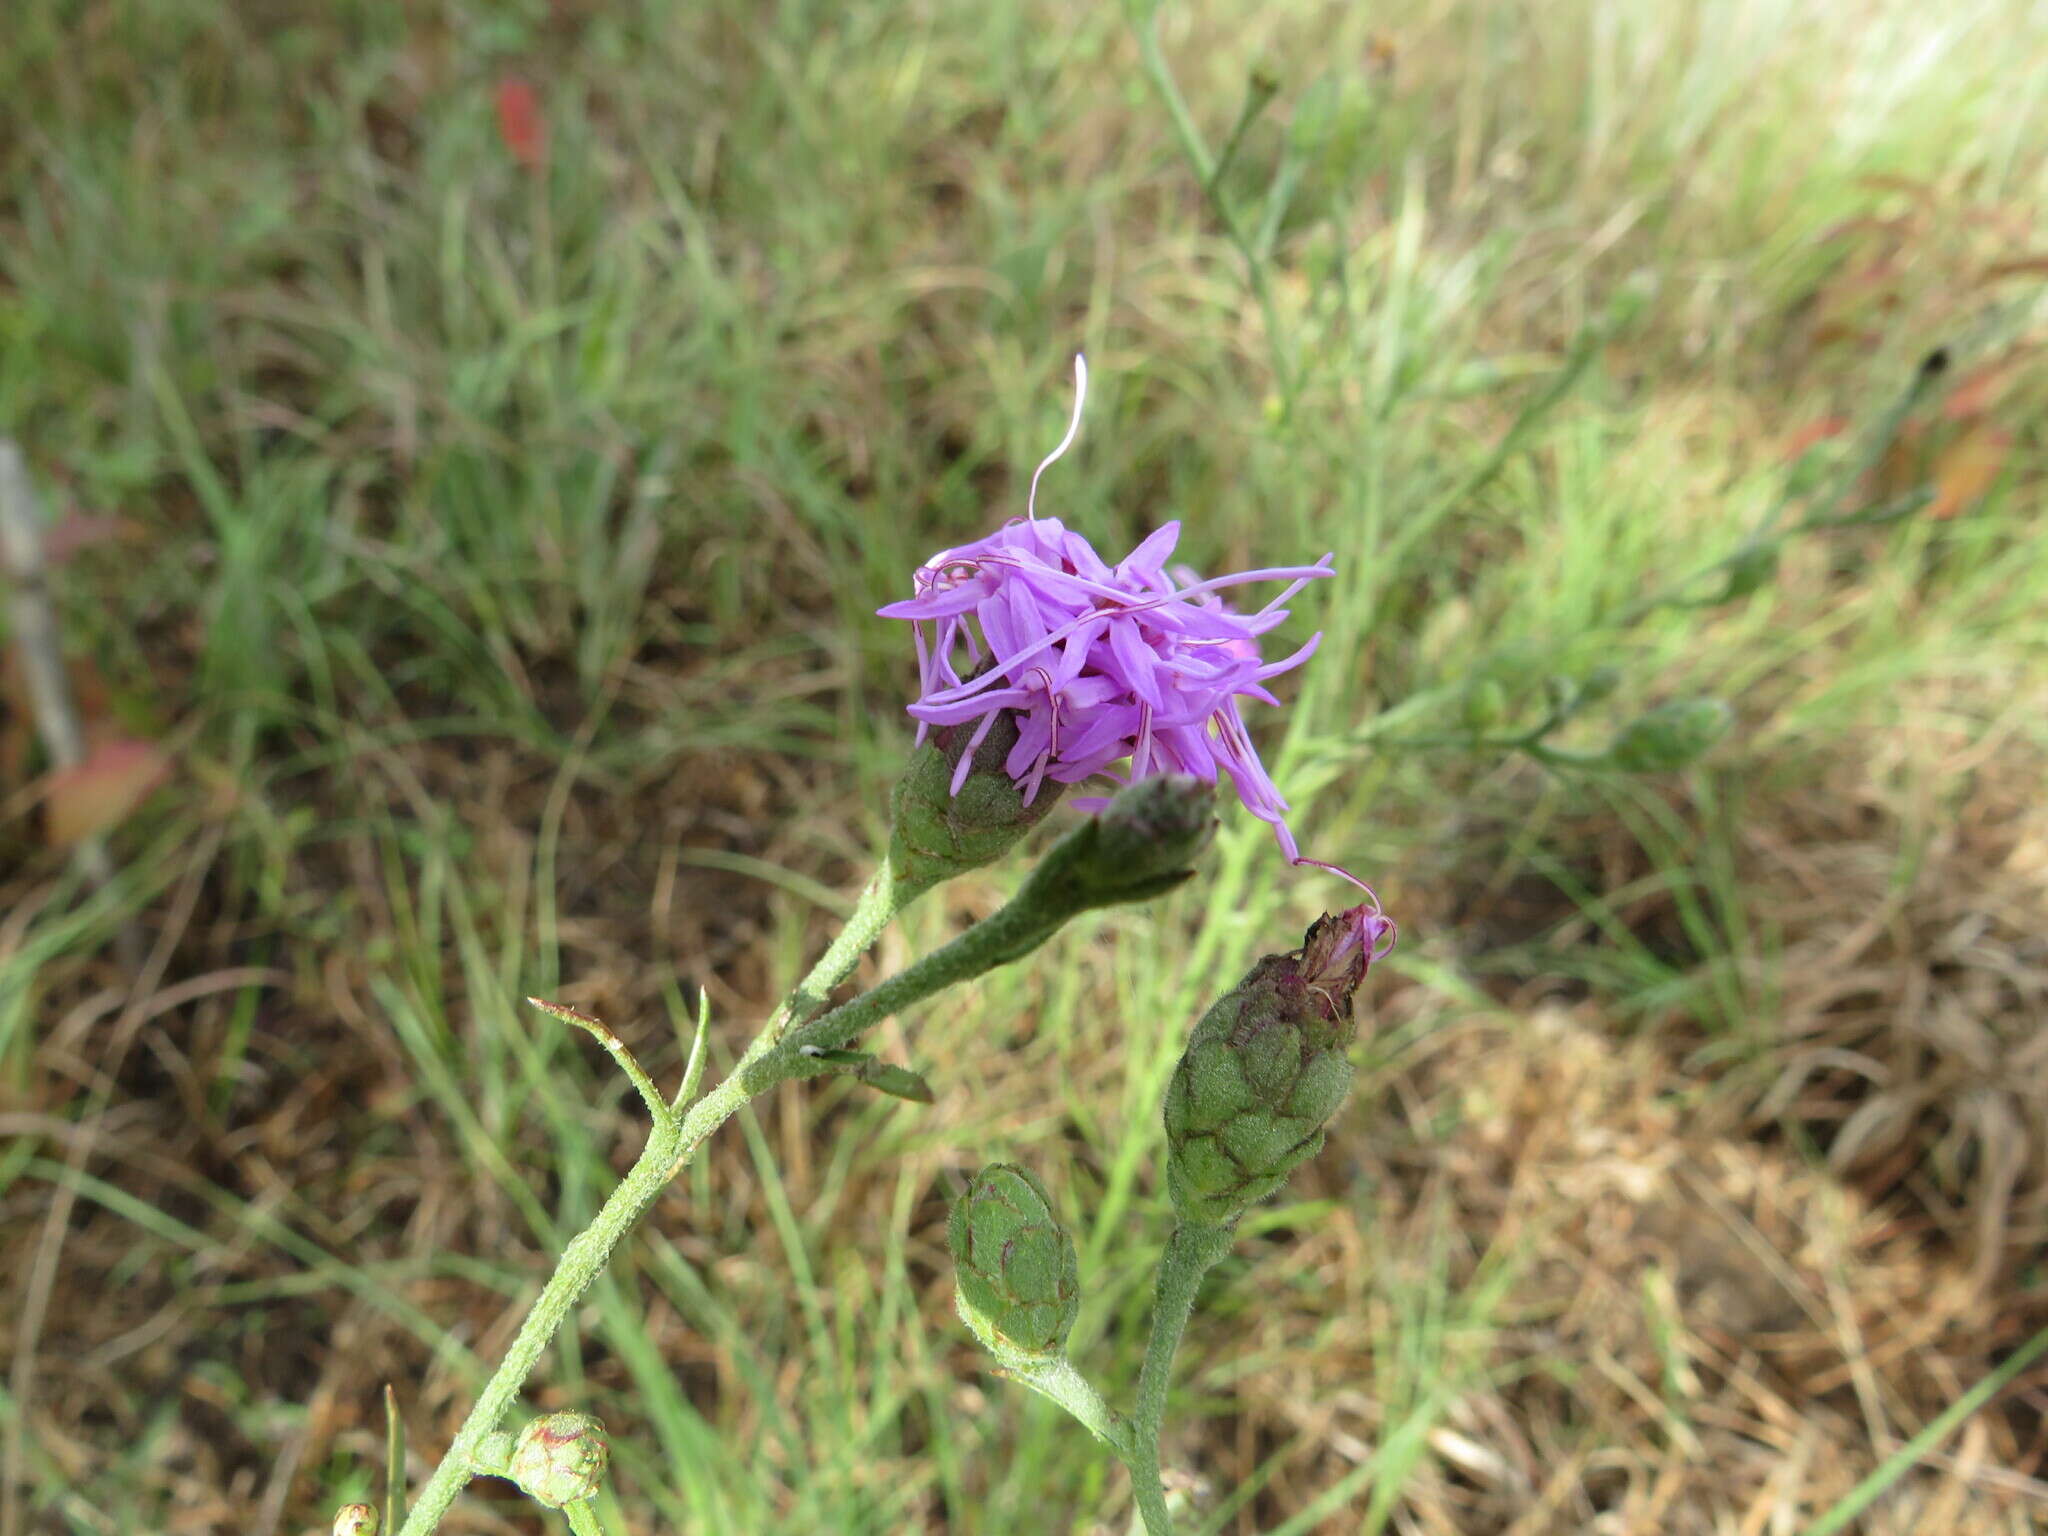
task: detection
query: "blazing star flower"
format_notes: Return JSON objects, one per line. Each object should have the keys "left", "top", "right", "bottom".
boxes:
{"left": 879, "top": 357, "right": 1336, "bottom": 866}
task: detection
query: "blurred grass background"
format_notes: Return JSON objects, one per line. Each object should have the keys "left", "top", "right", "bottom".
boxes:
{"left": 2, "top": 1, "right": 2046, "bottom": 1532}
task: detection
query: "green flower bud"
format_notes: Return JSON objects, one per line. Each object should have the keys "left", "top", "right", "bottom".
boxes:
{"left": 1014, "top": 774, "right": 1216, "bottom": 917}
{"left": 1605, "top": 698, "right": 1732, "bottom": 772}
{"left": 1165, "top": 904, "right": 1391, "bottom": 1224}
{"left": 1081, "top": 773, "right": 1216, "bottom": 889}
{"left": 890, "top": 710, "right": 1069, "bottom": 888}
{"left": 332, "top": 1505, "right": 379, "bottom": 1536}
{"left": 507, "top": 1411, "right": 609, "bottom": 1508}
{"left": 949, "top": 1163, "right": 1081, "bottom": 1360}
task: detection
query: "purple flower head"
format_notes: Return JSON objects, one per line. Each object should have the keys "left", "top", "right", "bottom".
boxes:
{"left": 878, "top": 357, "right": 1339, "bottom": 867}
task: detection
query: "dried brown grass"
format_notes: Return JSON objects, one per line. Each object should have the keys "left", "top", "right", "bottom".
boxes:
{"left": 9, "top": 682, "right": 2047, "bottom": 1531}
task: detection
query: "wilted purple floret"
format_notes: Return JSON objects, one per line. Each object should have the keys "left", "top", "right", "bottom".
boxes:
{"left": 878, "top": 514, "right": 1334, "bottom": 863}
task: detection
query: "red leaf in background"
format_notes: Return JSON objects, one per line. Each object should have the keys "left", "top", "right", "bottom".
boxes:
{"left": 1941, "top": 359, "right": 2020, "bottom": 422}
{"left": 1928, "top": 425, "right": 2011, "bottom": 521}
{"left": 43, "top": 736, "right": 172, "bottom": 845}
{"left": 1782, "top": 415, "right": 1848, "bottom": 461}
{"left": 44, "top": 509, "right": 142, "bottom": 566}
{"left": 0, "top": 646, "right": 28, "bottom": 783}
{"left": 494, "top": 76, "right": 547, "bottom": 174}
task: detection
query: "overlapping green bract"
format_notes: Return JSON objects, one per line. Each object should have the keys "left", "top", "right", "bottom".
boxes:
{"left": 948, "top": 1163, "right": 1081, "bottom": 1359}
{"left": 1164, "top": 907, "right": 1383, "bottom": 1224}
{"left": 890, "top": 712, "right": 1069, "bottom": 888}
{"left": 506, "top": 1412, "right": 609, "bottom": 1508}
{"left": 1011, "top": 773, "right": 1216, "bottom": 920}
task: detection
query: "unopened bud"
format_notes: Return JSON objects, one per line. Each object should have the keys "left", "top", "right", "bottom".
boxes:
{"left": 508, "top": 1411, "right": 609, "bottom": 1508}
{"left": 1087, "top": 774, "right": 1217, "bottom": 887}
{"left": 890, "top": 711, "right": 1068, "bottom": 887}
{"left": 1605, "top": 698, "right": 1732, "bottom": 772}
{"left": 332, "top": 1505, "right": 379, "bottom": 1536}
{"left": 1165, "top": 904, "right": 1392, "bottom": 1223}
{"left": 949, "top": 1163, "right": 1081, "bottom": 1361}
{"left": 1019, "top": 774, "right": 1216, "bottom": 914}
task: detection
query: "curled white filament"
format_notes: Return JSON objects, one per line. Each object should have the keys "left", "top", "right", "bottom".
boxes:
{"left": 1025, "top": 353, "right": 1088, "bottom": 521}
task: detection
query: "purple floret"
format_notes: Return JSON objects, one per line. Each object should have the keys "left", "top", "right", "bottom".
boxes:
{"left": 879, "top": 513, "right": 1334, "bottom": 863}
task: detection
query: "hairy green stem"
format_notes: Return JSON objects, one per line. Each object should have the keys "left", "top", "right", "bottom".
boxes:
{"left": 1007, "top": 1357, "right": 1132, "bottom": 1457}
{"left": 395, "top": 863, "right": 922, "bottom": 1536}
{"left": 397, "top": 792, "right": 1203, "bottom": 1532}
{"left": 762, "top": 814, "right": 1202, "bottom": 1085}
{"left": 754, "top": 859, "right": 934, "bottom": 1053}
{"left": 563, "top": 1503, "right": 605, "bottom": 1536}
{"left": 766, "top": 891, "right": 1068, "bottom": 1075}
{"left": 395, "top": 1115, "right": 682, "bottom": 1533}
{"left": 1128, "top": 1222, "right": 1235, "bottom": 1536}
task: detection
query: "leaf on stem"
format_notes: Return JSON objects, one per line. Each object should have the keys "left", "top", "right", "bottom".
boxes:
{"left": 674, "top": 986, "right": 712, "bottom": 1109}
{"left": 854, "top": 1059, "right": 934, "bottom": 1103}
{"left": 799, "top": 1046, "right": 934, "bottom": 1104}
{"left": 527, "top": 998, "right": 673, "bottom": 1128}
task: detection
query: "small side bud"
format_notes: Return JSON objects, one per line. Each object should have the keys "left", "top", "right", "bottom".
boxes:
{"left": 1165, "top": 904, "right": 1392, "bottom": 1224}
{"left": 1604, "top": 698, "right": 1732, "bottom": 772}
{"left": 1085, "top": 774, "right": 1217, "bottom": 889}
{"left": 949, "top": 1163, "right": 1081, "bottom": 1361}
{"left": 507, "top": 1411, "right": 609, "bottom": 1508}
{"left": 1018, "top": 774, "right": 1217, "bottom": 915}
{"left": 890, "top": 711, "right": 1068, "bottom": 887}
{"left": 333, "top": 1505, "right": 379, "bottom": 1536}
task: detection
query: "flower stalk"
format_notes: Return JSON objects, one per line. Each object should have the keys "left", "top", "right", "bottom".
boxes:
{"left": 950, "top": 902, "right": 1393, "bottom": 1534}
{"left": 394, "top": 864, "right": 924, "bottom": 1535}
{"left": 393, "top": 780, "right": 1210, "bottom": 1534}
{"left": 1128, "top": 1221, "right": 1236, "bottom": 1535}
{"left": 378, "top": 359, "right": 1352, "bottom": 1536}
